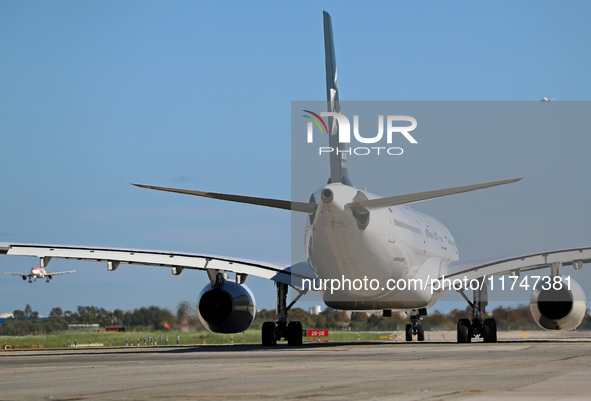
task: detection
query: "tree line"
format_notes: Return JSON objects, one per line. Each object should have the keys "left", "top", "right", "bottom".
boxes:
{"left": 0, "top": 304, "right": 175, "bottom": 336}
{"left": 1, "top": 303, "right": 590, "bottom": 336}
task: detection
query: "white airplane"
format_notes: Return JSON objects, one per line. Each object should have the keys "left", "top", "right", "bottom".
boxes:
{"left": 539, "top": 97, "right": 557, "bottom": 102}
{"left": 3, "top": 266, "right": 76, "bottom": 283}
{"left": 1, "top": 12, "right": 589, "bottom": 345}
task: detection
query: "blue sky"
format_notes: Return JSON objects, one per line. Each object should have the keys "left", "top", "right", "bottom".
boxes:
{"left": 0, "top": 2, "right": 590, "bottom": 316}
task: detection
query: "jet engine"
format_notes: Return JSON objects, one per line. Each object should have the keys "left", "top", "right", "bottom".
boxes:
{"left": 47, "top": 274, "right": 54, "bottom": 280}
{"left": 529, "top": 276, "right": 586, "bottom": 330}
{"left": 197, "top": 280, "right": 256, "bottom": 333}
{"left": 21, "top": 275, "right": 27, "bottom": 280}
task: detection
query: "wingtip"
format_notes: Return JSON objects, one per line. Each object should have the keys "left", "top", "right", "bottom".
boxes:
{"left": 498, "top": 177, "right": 522, "bottom": 185}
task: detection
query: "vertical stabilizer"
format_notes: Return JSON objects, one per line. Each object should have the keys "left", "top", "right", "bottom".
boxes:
{"left": 323, "top": 11, "right": 352, "bottom": 186}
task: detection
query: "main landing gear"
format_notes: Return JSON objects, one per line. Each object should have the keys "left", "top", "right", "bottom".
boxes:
{"left": 456, "top": 277, "right": 497, "bottom": 343}
{"left": 405, "top": 308, "right": 426, "bottom": 341}
{"left": 262, "top": 283, "right": 307, "bottom": 346}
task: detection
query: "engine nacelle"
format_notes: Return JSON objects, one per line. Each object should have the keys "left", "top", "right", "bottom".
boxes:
{"left": 530, "top": 276, "right": 586, "bottom": 330}
{"left": 22, "top": 275, "right": 27, "bottom": 281}
{"left": 197, "top": 280, "right": 256, "bottom": 333}
{"left": 47, "top": 274, "right": 54, "bottom": 280}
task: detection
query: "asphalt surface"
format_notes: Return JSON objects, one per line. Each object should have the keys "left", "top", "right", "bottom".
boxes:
{"left": 1, "top": 338, "right": 591, "bottom": 400}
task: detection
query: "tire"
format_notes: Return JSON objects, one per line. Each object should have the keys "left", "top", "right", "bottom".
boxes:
{"left": 457, "top": 319, "right": 471, "bottom": 343}
{"left": 483, "top": 318, "right": 497, "bottom": 343}
{"left": 262, "top": 321, "right": 277, "bottom": 346}
{"left": 287, "top": 321, "right": 303, "bottom": 346}
{"left": 405, "top": 324, "right": 413, "bottom": 341}
{"left": 417, "top": 324, "right": 425, "bottom": 341}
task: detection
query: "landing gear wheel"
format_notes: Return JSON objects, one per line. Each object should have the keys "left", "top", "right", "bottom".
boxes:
{"left": 262, "top": 321, "right": 277, "bottom": 346}
{"left": 417, "top": 324, "right": 425, "bottom": 341}
{"left": 405, "top": 324, "right": 412, "bottom": 342}
{"left": 457, "top": 318, "right": 471, "bottom": 343}
{"left": 287, "top": 321, "right": 303, "bottom": 346}
{"left": 483, "top": 318, "right": 497, "bottom": 343}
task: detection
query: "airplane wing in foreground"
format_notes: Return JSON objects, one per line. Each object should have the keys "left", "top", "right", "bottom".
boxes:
{"left": 441, "top": 247, "right": 591, "bottom": 281}
{"left": 0, "top": 243, "right": 316, "bottom": 286}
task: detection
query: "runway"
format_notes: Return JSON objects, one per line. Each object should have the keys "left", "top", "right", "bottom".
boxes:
{"left": 1, "top": 340, "right": 591, "bottom": 400}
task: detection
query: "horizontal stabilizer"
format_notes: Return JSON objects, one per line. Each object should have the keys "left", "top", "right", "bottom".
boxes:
{"left": 132, "top": 184, "right": 315, "bottom": 213}
{"left": 347, "top": 178, "right": 522, "bottom": 210}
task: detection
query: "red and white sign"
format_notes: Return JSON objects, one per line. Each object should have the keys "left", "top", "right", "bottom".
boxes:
{"left": 307, "top": 329, "right": 329, "bottom": 337}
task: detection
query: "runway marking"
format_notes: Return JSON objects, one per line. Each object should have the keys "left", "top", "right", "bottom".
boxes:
{"left": 315, "top": 344, "right": 379, "bottom": 353}
{"left": 0, "top": 365, "right": 107, "bottom": 373}
{"left": 3, "top": 388, "right": 591, "bottom": 400}
{"left": 519, "top": 331, "right": 529, "bottom": 339}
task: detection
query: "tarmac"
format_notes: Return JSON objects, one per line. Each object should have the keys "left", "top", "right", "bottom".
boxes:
{"left": 1, "top": 333, "right": 590, "bottom": 400}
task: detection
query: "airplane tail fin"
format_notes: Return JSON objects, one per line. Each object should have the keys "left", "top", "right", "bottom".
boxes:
{"left": 323, "top": 11, "right": 352, "bottom": 186}
{"left": 133, "top": 13, "right": 522, "bottom": 215}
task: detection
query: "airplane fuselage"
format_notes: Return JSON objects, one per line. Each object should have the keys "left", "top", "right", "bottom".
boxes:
{"left": 306, "top": 183, "right": 459, "bottom": 310}
{"left": 30, "top": 267, "right": 47, "bottom": 278}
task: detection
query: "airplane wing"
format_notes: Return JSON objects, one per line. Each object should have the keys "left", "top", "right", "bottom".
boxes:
{"left": 441, "top": 247, "right": 591, "bottom": 281}
{"left": 47, "top": 270, "right": 77, "bottom": 275}
{"left": 2, "top": 272, "right": 30, "bottom": 277}
{"left": 0, "top": 243, "right": 316, "bottom": 286}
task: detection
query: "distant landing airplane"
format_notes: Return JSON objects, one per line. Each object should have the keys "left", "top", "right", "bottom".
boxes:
{"left": 3, "top": 266, "right": 76, "bottom": 283}
{"left": 539, "top": 97, "right": 557, "bottom": 102}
